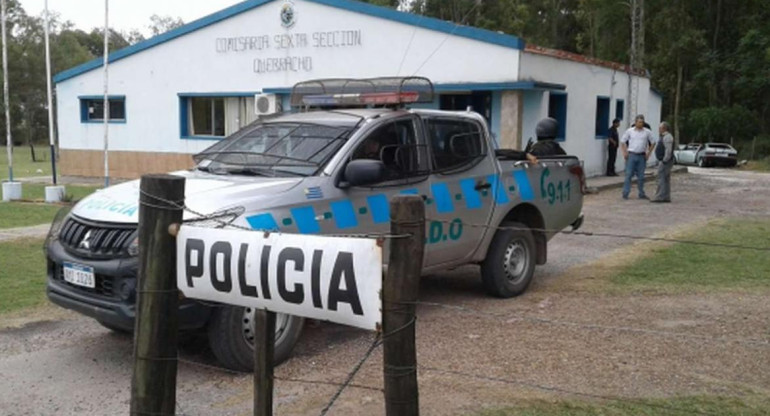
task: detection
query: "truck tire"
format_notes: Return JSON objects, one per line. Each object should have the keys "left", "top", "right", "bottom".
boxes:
{"left": 207, "top": 306, "right": 304, "bottom": 372}
{"left": 480, "top": 221, "right": 537, "bottom": 298}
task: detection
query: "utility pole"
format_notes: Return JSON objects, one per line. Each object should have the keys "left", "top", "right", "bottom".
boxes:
{"left": 1, "top": 0, "right": 12, "bottom": 182}
{"left": 44, "top": 0, "right": 57, "bottom": 185}
{"left": 102, "top": 0, "right": 110, "bottom": 187}
{"left": 627, "top": 0, "right": 644, "bottom": 122}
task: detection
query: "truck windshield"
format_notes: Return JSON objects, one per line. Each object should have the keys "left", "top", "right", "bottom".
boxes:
{"left": 193, "top": 123, "right": 352, "bottom": 177}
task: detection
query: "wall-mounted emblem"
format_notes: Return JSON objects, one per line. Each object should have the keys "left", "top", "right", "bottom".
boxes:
{"left": 280, "top": 1, "right": 297, "bottom": 28}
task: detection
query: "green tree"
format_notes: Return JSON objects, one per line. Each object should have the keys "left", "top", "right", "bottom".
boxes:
{"left": 147, "top": 15, "right": 184, "bottom": 37}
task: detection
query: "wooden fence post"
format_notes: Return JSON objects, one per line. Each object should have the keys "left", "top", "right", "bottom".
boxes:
{"left": 383, "top": 195, "right": 425, "bottom": 416}
{"left": 130, "top": 174, "right": 185, "bottom": 416}
{"left": 254, "top": 309, "right": 276, "bottom": 416}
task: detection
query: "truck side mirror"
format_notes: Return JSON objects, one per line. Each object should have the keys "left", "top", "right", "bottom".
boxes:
{"left": 343, "top": 159, "right": 387, "bottom": 187}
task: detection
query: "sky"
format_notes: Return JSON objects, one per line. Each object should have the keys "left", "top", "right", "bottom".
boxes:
{"left": 18, "top": 0, "right": 244, "bottom": 36}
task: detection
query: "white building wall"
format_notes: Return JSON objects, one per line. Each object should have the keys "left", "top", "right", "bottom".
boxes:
{"left": 56, "top": 0, "right": 520, "bottom": 155}
{"left": 519, "top": 52, "right": 661, "bottom": 177}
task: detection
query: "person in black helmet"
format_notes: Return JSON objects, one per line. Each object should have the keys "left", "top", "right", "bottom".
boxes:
{"left": 527, "top": 117, "right": 567, "bottom": 157}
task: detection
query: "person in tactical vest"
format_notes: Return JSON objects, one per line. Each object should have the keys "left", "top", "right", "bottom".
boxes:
{"left": 527, "top": 117, "right": 567, "bottom": 157}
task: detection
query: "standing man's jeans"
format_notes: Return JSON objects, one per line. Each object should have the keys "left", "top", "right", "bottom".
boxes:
{"left": 622, "top": 152, "right": 648, "bottom": 198}
{"left": 653, "top": 159, "right": 674, "bottom": 201}
{"left": 607, "top": 145, "right": 618, "bottom": 176}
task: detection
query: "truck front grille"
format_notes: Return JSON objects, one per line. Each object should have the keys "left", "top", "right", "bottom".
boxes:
{"left": 59, "top": 217, "right": 136, "bottom": 258}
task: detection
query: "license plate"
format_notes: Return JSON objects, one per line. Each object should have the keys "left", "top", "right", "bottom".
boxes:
{"left": 63, "top": 262, "right": 95, "bottom": 289}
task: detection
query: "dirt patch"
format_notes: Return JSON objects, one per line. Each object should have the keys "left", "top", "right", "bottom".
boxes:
{"left": 0, "top": 304, "right": 77, "bottom": 331}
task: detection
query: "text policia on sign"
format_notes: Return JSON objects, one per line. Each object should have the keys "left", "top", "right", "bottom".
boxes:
{"left": 176, "top": 226, "right": 383, "bottom": 331}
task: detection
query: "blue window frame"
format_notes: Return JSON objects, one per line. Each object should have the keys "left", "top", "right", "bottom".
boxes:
{"left": 616, "top": 99, "right": 624, "bottom": 121}
{"left": 548, "top": 92, "right": 567, "bottom": 142}
{"left": 179, "top": 92, "right": 260, "bottom": 140}
{"left": 595, "top": 96, "right": 610, "bottom": 138}
{"left": 79, "top": 96, "right": 126, "bottom": 123}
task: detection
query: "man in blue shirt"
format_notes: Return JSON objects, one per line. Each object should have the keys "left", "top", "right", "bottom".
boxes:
{"left": 620, "top": 114, "right": 655, "bottom": 200}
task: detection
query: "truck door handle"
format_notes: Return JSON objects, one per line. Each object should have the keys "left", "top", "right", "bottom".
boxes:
{"left": 475, "top": 182, "right": 491, "bottom": 191}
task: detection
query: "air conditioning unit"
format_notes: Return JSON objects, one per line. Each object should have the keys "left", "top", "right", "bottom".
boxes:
{"left": 255, "top": 93, "right": 280, "bottom": 116}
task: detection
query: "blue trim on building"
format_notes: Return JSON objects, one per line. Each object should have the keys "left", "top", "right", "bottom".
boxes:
{"left": 79, "top": 95, "right": 127, "bottom": 124}
{"left": 434, "top": 81, "right": 565, "bottom": 92}
{"left": 263, "top": 88, "right": 292, "bottom": 95}
{"left": 53, "top": 0, "right": 524, "bottom": 84}
{"left": 78, "top": 95, "right": 126, "bottom": 100}
{"left": 548, "top": 91, "right": 568, "bottom": 142}
{"left": 177, "top": 92, "right": 259, "bottom": 98}
{"left": 595, "top": 95, "right": 610, "bottom": 139}
{"left": 615, "top": 99, "right": 625, "bottom": 121}
{"left": 178, "top": 93, "right": 257, "bottom": 140}
{"left": 263, "top": 82, "right": 565, "bottom": 102}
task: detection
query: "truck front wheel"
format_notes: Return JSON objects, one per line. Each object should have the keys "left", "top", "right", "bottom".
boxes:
{"left": 207, "top": 306, "right": 304, "bottom": 372}
{"left": 481, "top": 221, "right": 537, "bottom": 298}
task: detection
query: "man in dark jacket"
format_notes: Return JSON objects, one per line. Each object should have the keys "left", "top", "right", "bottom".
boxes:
{"left": 607, "top": 118, "right": 620, "bottom": 176}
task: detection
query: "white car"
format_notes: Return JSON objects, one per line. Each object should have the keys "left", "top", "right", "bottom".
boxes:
{"left": 674, "top": 142, "right": 738, "bottom": 167}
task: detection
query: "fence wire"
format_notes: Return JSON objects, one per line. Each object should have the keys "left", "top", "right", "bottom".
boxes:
{"left": 137, "top": 189, "right": 770, "bottom": 252}
{"left": 130, "top": 189, "right": 768, "bottom": 415}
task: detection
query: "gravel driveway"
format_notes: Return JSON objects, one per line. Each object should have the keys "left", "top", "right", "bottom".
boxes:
{"left": 1, "top": 168, "right": 769, "bottom": 416}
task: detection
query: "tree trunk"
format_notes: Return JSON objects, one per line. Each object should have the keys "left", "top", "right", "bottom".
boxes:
{"left": 26, "top": 109, "right": 36, "bottom": 162}
{"left": 674, "top": 63, "right": 683, "bottom": 143}
{"left": 709, "top": 0, "right": 722, "bottom": 106}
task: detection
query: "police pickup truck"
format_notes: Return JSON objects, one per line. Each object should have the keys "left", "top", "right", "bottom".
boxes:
{"left": 45, "top": 78, "right": 585, "bottom": 371}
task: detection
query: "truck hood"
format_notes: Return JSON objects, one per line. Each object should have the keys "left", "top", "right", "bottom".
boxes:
{"left": 70, "top": 170, "right": 303, "bottom": 224}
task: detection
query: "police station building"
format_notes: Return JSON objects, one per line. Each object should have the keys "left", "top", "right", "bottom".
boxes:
{"left": 54, "top": 0, "right": 662, "bottom": 178}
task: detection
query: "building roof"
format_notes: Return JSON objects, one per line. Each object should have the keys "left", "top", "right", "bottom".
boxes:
{"left": 53, "top": 0, "right": 525, "bottom": 84}
{"left": 524, "top": 44, "right": 648, "bottom": 78}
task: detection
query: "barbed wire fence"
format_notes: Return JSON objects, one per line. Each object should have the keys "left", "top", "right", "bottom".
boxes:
{"left": 132, "top": 189, "right": 769, "bottom": 415}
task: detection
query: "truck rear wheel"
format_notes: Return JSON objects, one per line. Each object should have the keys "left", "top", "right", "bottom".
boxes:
{"left": 481, "top": 221, "right": 537, "bottom": 298}
{"left": 207, "top": 306, "right": 304, "bottom": 372}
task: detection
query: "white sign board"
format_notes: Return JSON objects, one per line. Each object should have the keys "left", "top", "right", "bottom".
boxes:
{"left": 176, "top": 225, "right": 382, "bottom": 331}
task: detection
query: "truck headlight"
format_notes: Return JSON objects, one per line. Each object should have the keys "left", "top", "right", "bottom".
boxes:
{"left": 44, "top": 207, "right": 71, "bottom": 254}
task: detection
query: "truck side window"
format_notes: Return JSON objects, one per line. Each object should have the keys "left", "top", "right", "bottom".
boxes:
{"left": 352, "top": 119, "right": 427, "bottom": 181}
{"left": 426, "top": 119, "right": 485, "bottom": 172}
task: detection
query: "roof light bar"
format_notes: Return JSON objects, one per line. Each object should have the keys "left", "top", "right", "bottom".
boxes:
{"left": 291, "top": 76, "right": 434, "bottom": 108}
{"left": 302, "top": 91, "right": 420, "bottom": 107}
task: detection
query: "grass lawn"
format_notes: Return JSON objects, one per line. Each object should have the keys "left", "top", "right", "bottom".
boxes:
{"left": 0, "top": 238, "right": 47, "bottom": 314}
{"left": 20, "top": 183, "right": 99, "bottom": 202}
{"left": 0, "top": 146, "right": 53, "bottom": 180}
{"left": 478, "top": 395, "right": 770, "bottom": 416}
{"left": 0, "top": 203, "right": 64, "bottom": 229}
{"left": 0, "top": 185, "right": 97, "bottom": 229}
{"left": 611, "top": 218, "right": 770, "bottom": 290}
{"left": 741, "top": 158, "right": 770, "bottom": 172}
